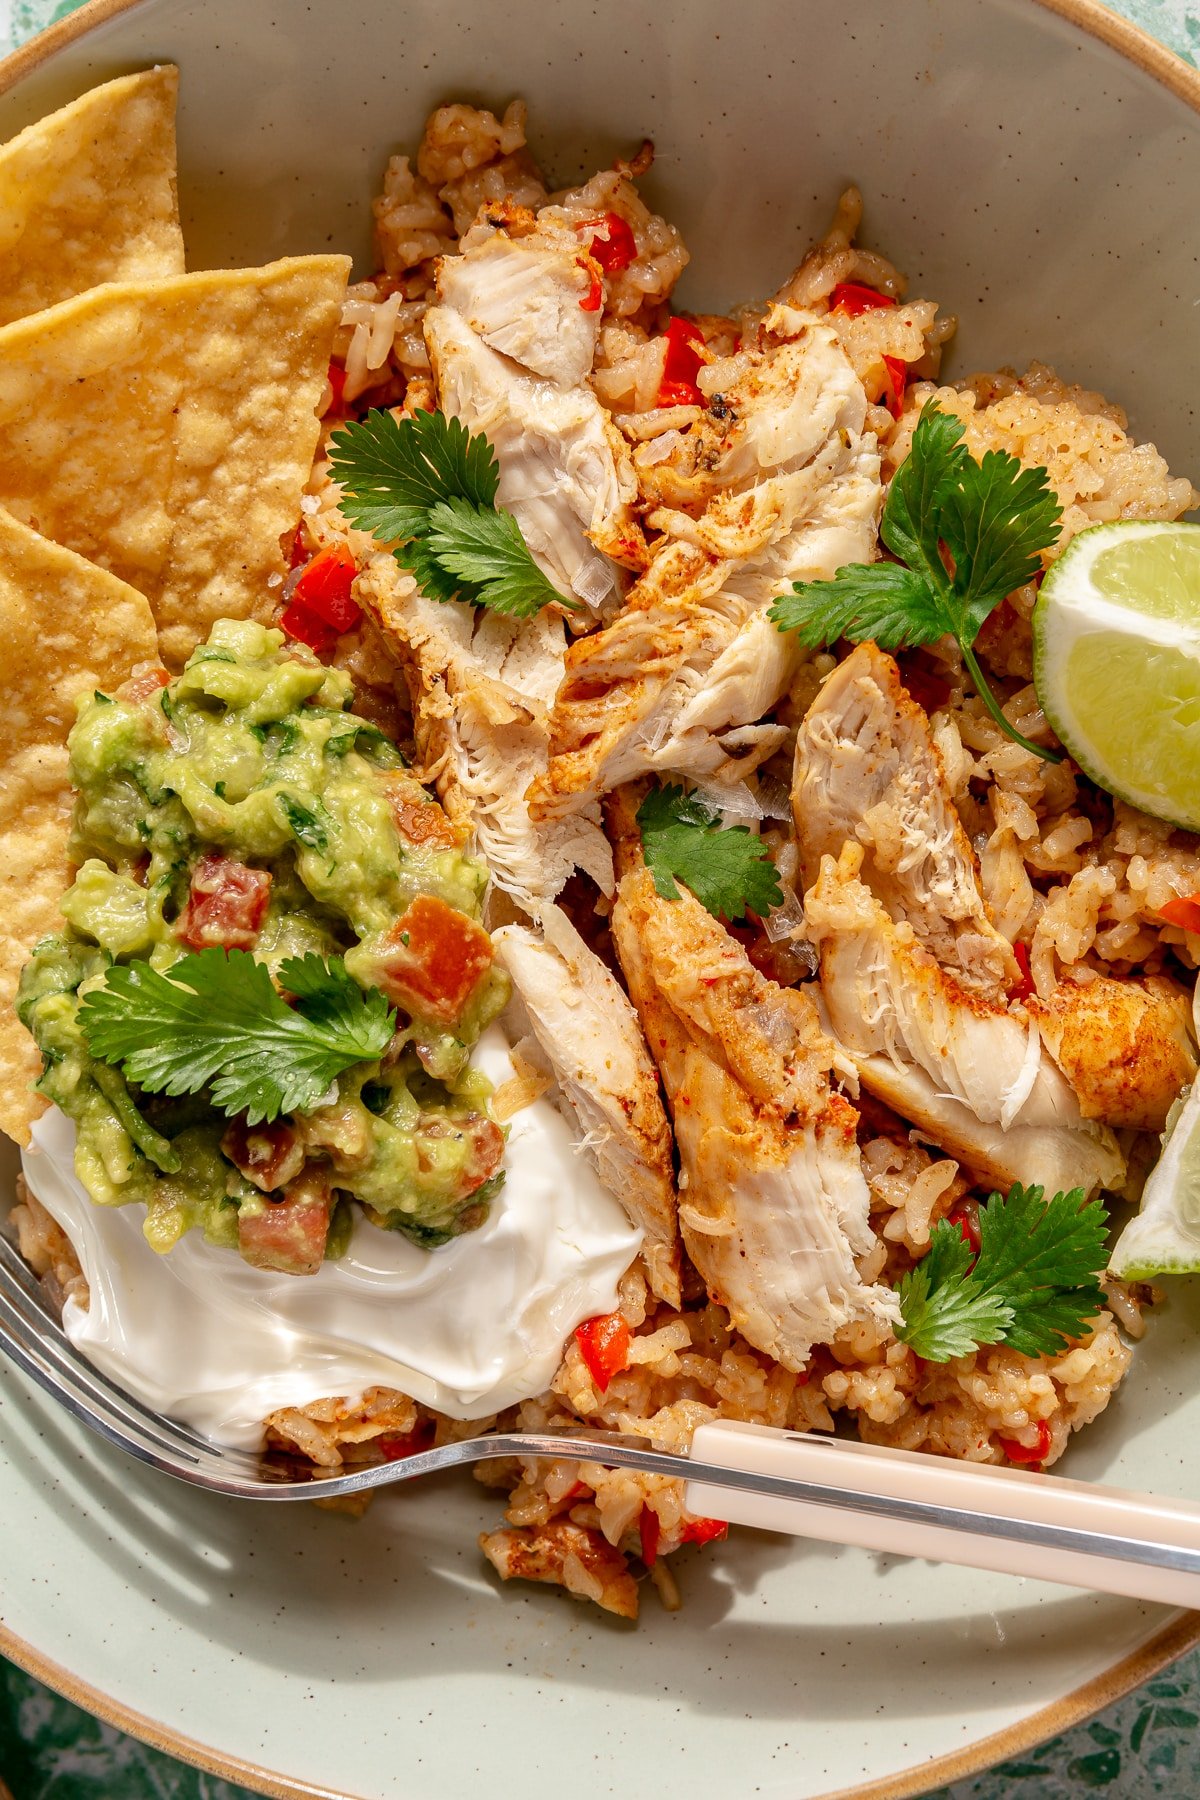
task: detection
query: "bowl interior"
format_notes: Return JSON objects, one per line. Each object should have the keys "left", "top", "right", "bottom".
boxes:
{"left": 2, "top": 4, "right": 1199, "bottom": 1798}
{"left": 6, "top": 0, "right": 1199, "bottom": 469}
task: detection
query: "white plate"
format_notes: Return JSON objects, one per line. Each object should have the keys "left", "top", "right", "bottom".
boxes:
{"left": 2, "top": 3, "right": 1199, "bottom": 1794}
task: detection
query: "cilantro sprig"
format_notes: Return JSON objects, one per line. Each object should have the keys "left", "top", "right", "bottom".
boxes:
{"left": 328, "top": 408, "right": 572, "bottom": 619}
{"left": 769, "top": 404, "right": 1064, "bottom": 761}
{"left": 895, "top": 1183, "right": 1109, "bottom": 1363}
{"left": 79, "top": 949, "right": 396, "bottom": 1127}
{"left": 637, "top": 783, "right": 784, "bottom": 923}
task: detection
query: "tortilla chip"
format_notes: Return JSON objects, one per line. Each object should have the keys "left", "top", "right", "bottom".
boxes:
{"left": 0, "top": 67, "right": 183, "bottom": 327}
{"left": 0, "top": 253, "right": 349, "bottom": 667}
{"left": 0, "top": 508, "right": 159, "bottom": 1145}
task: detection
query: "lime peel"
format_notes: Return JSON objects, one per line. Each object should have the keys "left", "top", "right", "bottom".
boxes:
{"left": 1033, "top": 520, "right": 1200, "bottom": 832}
{"left": 1109, "top": 1081, "right": 1200, "bottom": 1278}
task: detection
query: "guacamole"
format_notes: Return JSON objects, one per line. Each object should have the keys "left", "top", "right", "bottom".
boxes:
{"left": 18, "top": 619, "right": 509, "bottom": 1275}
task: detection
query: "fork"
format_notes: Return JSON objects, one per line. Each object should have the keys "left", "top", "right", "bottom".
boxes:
{"left": 5, "top": 1230, "right": 1200, "bottom": 1609}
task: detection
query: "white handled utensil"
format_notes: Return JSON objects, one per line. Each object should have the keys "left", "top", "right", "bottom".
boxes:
{"left": 687, "top": 1419, "right": 1200, "bottom": 1606}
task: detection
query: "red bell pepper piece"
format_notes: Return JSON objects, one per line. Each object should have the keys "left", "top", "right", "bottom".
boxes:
{"left": 945, "top": 1200, "right": 981, "bottom": 1260}
{"left": 578, "top": 261, "right": 603, "bottom": 311}
{"left": 996, "top": 1419, "right": 1052, "bottom": 1466}
{"left": 574, "top": 1311, "right": 632, "bottom": 1392}
{"left": 1159, "top": 894, "right": 1200, "bottom": 935}
{"left": 882, "top": 354, "right": 908, "bottom": 419}
{"left": 828, "top": 281, "right": 897, "bottom": 317}
{"left": 325, "top": 361, "right": 347, "bottom": 414}
{"left": 1010, "top": 939, "right": 1036, "bottom": 1002}
{"left": 679, "top": 1516, "right": 729, "bottom": 1547}
{"left": 280, "top": 599, "right": 337, "bottom": 655}
{"left": 292, "top": 542, "right": 360, "bottom": 632}
{"left": 657, "top": 316, "right": 706, "bottom": 407}
{"left": 584, "top": 212, "right": 637, "bottom": 273}
{"left": 377, "top": 1420, "right": 437, "bottom": 1461}
{"left": 638, "top": 1504, "right": 661, "bottom": 1566}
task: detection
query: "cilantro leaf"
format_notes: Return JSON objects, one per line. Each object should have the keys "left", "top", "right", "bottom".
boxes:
{"left": 880, "top": 402, "right": 971, "bottom": 589}
{"left": 276, "top": 952, "right": 392, "bottom": 1039}
{"left": 894, "top": 1222, "right": 1014, "bottom": 1363}
{"left": 894, "top": 1182, "right": 1108, "bottom": 1363}
{"left": 395, "top": 532, "right": 468, "bottom": 607}
{"left": 278, "top": 792, "right": 332, "bottom": 852}
{"left": 938, "top": 447, "right": 1062, "bottom": 639}
{"left": 327, "top": 407, "right": 571, "bottom": 620}
{"left": 972, "top": 1182, "right": 1109, "bottom": 1357}
{"left": 328, "top": 408, "right": 498, "bottom": 542}
{"left": 637, "top": 783, "right": 784, "bottom": 922}
{"left": 769, "top": 402, "right": 1064, "bottom": 761}
{"left": 79, "top": 948, "right": 395, "bottom": 1126}
{"left": 422, "top": 499, "right": 571, "bottom": 618}
{"left": 770, "top": 562, "right": 943, "bottom": 650}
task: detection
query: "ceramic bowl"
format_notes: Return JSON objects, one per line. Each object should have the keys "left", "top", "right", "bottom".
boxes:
{"left": 2, "top": 3, "right": 1200, "bottom": 1796}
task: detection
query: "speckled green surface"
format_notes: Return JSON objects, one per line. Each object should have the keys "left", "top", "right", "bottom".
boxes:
{"left": 1, "top": 1, "right": 1200, "bottom": 1796}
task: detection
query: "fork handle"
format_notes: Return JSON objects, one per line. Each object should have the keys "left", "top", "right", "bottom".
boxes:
{"left": 684, "top": 1420, "right": 1200, "bottom": 1606}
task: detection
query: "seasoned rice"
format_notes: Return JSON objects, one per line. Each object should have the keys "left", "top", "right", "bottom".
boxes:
{"left": 15, "top": 94, "right": 1197, "bottom": 1626}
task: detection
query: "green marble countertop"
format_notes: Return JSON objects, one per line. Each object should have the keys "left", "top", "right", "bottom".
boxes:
{"left": 1, "top": 0, "right": 1199, "bottom": 1795}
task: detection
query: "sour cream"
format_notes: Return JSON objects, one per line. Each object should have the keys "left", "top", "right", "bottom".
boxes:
{"left": 19, "top": 1027, "right": 641, "bottom": 1448}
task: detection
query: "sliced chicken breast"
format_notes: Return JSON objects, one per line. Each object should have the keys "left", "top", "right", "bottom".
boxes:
{"left": 1029, "top": 973, "right": 1196, "bottom": 1133}
{"left": 804, "top": 844, "right": 1125, "bottom": 1197}
{"left": 493, "top": 905, "right": 681, "bottom": 1305}
{"left": 356, "top": 558, "right": 612, "bottom": 912}
{"left": 792, "top": 643, "right": 1127, "bottom": 1191}
{"left": 607, "top": 793, "right": 899, "bottom": 1369}
{"left": 793, "top": 640, "right": 1018, "bottom": 993}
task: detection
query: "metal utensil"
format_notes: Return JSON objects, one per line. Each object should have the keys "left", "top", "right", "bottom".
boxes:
{"left": 4, "top": 1229, "right": 1200, "bottom": 1606}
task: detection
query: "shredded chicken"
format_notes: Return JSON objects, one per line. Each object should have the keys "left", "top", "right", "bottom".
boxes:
{"left": 530, "top": 310, "right": 881, "bottom": 815}
{"left": 356, "top": 557, "right": 611, "bottom": 914}
{"left": 493, "top": 904, "right": 682, "bottom": 1304}
{"left": 607, "top": 788, "right": 899, "bottom": 1370}
{"left": 1030, "top": 973, "right": 1196, "bottom": 1132}
{"left": 354, "top": 202, "right": 660, "bottom": 915}
{"left": 792, "top": 646, "right": 1126, "bottom": 1196}
{"left": 427, "top": 204, "right": 640, "bottom": 610}
{"left": 793, "top": 641, "right": 1019, "bottom": 993}
{"left": 804, "top": 845, "right": 1125, "bottom": 1197}
{"left": 479, "top": 1521, "right": 639, "bottom": 1618}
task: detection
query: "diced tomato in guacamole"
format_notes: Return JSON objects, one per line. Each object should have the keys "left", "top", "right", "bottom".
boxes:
{"left": 417, "top": 1113, "right": 505, "bottom": 1201}
{"left": 222, "top": 1116, "right": 305, "bottom": 1192}
{"left": 379, "top": 894, "right": 495, "bottom": 1023}
{"left": 387, "top": 783, "right": 459, "bottom": 849}
{"left": 238, "top": 1168, "right": 335, "bottom": 1275}
{"left": 114, "top": 666, "right": 171, "bottom": 704}
{"left": 177, "top": 854, "right": 272, "bottom": 950}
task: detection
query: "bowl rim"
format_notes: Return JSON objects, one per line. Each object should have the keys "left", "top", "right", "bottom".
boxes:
{"left": 1, "top": 0, "right": 1199, "bottom": 1796}
{"left": 2, "top": 1601, "right": 1198, "bottom": 1800}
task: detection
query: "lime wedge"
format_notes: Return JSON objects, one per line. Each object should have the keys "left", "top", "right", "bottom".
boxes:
{"left": 1110, "top": 1083, "right": 1200, "bottom": 1278}
{"left": 1033, "top": 521, "right": 1200, "bottom": 831}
